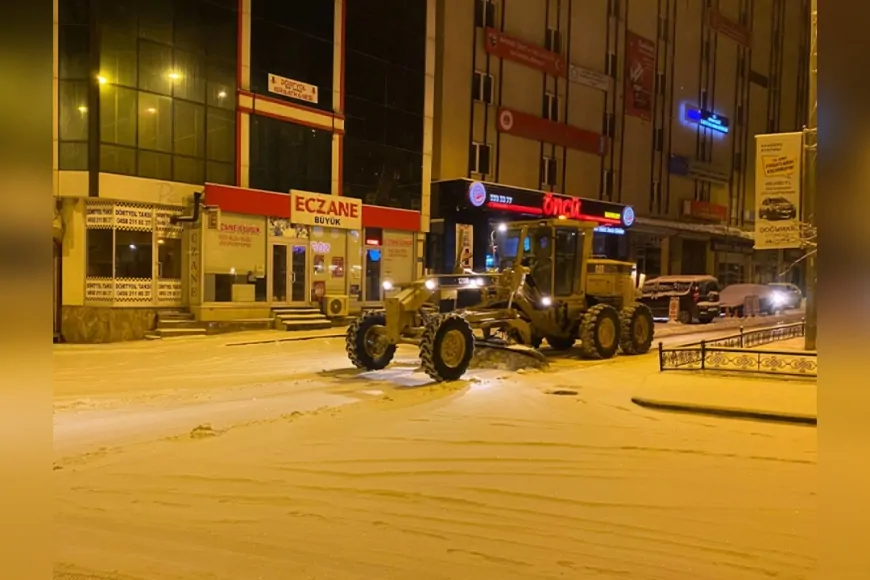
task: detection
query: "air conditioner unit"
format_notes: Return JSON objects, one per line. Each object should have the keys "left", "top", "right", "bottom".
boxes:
{"left": 323, "top": 294, "right": 349, "bottom": 317}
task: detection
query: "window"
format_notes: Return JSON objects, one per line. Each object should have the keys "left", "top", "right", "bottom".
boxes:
{"left": 543, "top": 92, "right": 559, "bottom": 121}
{"left": 541, "top": 156, "right": 557, "bottom": 187}
{"left": 474, "top": 0, "right": 496, "bottom": 28}
{"left": 250, "top": 115, "right": 333, "bottom": 194}
{"left": 59, "top": 80, "right": 90, "bottom": 170}
{"left": 545, "top": 28, "right": 561, "bottom": 53}
{"left": 87, "top": 230, "right": 114, "bottom": 278}
{"left": 554, "top": 228, "right": 581, "bottom": 296}
{"left": 158, "top": 238, "right": 183, "bottom": 279}
{"left": 115, "top": 230, "right": 154, "bottom": 279}
{"left": 469, "top": 142, "right": 492, "bottom": 175}
{"left": 472, "top": 71, "right": 494, "bottom": 103}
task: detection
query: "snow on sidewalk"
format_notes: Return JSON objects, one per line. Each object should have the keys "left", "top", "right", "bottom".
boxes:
{"left": 632, "top": 370, "right": 817, "bottom": 423}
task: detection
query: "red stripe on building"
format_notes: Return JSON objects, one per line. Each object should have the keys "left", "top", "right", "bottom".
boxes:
{"left": 203, "top": 184, "right": 422, "bottom": 232}
{"left": 204, "top": 183, "right": 291, "bottom": 218}
{"left": 361, "top": 205, "right": 421, "bottom": 231}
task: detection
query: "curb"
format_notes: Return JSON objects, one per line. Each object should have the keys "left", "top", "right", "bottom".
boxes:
{"left": 630, "top": 396, "right": 817, "bottom": 426}
{"left": 654, "top": 313, "right": 805, "bottom": 341}
{"left": 226, "top": 333, "right": 346, "bottom": 347}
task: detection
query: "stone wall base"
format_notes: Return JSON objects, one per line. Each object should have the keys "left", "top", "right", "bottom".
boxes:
{"left": 61, "top": 306, "right": 157, "bottom": 343}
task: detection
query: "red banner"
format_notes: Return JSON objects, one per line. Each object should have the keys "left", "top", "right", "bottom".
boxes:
{"left": 484, "top": 28, "right": 566, "bottom": 77}
{"left": 624, "top": 31, "right": 656, "bottom": 122}
{"left": 683, "top": 200, "right": 728, "bottom": 222}
{"left": 496, "top": 108, "right": 606, "bottom": 156}
{"left": 707, "top": 10, "right": 752, "bottom": 47}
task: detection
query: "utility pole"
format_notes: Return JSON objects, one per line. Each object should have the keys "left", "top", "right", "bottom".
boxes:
{"left": 803, "top": 0, "right": 818, "bottom": 350}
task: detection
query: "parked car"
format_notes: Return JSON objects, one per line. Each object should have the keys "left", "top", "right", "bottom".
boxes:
{"left": 719, "top": 283, "right": 786, "bottom": 316}
{"left": 759, "top": 196, "right": 797, "bottom": 221}
{"left": 768, "top": 282, "right": 803, "bottom": 310}
{"left": 639, "top": 275, "right": 721, "bottom": 324}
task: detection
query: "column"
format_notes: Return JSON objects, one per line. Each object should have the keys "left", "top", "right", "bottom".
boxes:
{"left": 332, "top": 0, "right": 344, "bottom": 196}
{"left": 420, "top": 0, "right": 436, "bottom": 233}
{"left": 441, "top": 219, "right": 457, "bottom": 274}
{"left": 238, "top": 0, "right": 252, "bottom": 187}
{"left": 659, "top": 236, "right": 671, "bottom": 275}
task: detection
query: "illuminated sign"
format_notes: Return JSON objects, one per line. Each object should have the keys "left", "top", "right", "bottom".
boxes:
{"left": 621, "top": 206, "right": 635, "bottom": 227}
{"left": 542, "top": 192, "right": 582, "bottom": 219}
{"left": 468, "top": 181, "right": 487, "bottom": 207}
{"left": 310, "top": 241, "right": 331, "bottom": 253}
{"left": 594, "top": 226, "right": 626, "bottom": 235}
{"left": 684, "top": 107, "right": 730, "bottom": 134}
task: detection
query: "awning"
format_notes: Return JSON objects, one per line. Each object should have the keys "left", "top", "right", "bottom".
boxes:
{"left": 634, "top": 216, "right": 754, "bottom": 240}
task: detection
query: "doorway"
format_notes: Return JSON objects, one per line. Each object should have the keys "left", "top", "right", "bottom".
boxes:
{"left": 269, "top": 240, "right": 309, "bottom": 304}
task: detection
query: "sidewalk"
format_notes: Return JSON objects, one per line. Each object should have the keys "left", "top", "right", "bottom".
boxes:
{"left": 631, "top": 370, "right": 817, "bottom": 425}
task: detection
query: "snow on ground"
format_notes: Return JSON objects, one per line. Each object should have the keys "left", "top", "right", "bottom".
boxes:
{"left": 54, "top": 315, "right": 816, "bottom": 580}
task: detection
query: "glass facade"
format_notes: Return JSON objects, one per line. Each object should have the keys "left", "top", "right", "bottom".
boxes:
{"left": 249, "top": 0, "right": 334, "bottom": 112}
{"left": 58, "top": 0, "right": 238, "bottom": 184}
{"left": 249, "top": 116, "right": 333, "bottom": 195}
{"left": 343, "top": 0, "right": 426, "bottom": 210}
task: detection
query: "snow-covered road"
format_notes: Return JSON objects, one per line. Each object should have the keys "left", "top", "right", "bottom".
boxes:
{"left": 53, "top": 310, "right": 815, "bottom": 579}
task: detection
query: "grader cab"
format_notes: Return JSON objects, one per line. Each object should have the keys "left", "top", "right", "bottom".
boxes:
{"left": 345, "top": 218, "right": 654, "bottom": 382}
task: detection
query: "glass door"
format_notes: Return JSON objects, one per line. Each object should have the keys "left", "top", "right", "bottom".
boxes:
{"left": 271, "top": 244, "right": 289, "bottom": 303}
{"left": 290, "top": 243, "right": 307, "bottom": 302}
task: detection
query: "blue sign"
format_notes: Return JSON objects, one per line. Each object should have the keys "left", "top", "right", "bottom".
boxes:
{"left": 595, "top": 226, "right": 626, "bottom": 235}
{"left": 621, "top": 206, "right": 635, "bottom": 228}
{"left": 468, "top": 181, "right": 487, "bottom": 207}
{"left": 684, "top": 107, "right": 730, "bottom": 134}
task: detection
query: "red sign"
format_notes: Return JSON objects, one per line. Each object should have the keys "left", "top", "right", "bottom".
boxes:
{"left": 625, "top": 31, "right": 656, "bottom": 122}
{"left": 290, "top": 190, "right": 362, "bottom": 229}
{"left": 542, "top": 192, "right": 583, "bottom": 219}
{"left": 683, "top": 200, "right": 728, "bottom": 222}
{"left": 708, "top": 10, "right": 752, "bottom": 47}
{"left": 484, "top": 28, "right": 566, "bottom": 77}
{"left": 496, "top": 108, "right": 605, "bottom": 156}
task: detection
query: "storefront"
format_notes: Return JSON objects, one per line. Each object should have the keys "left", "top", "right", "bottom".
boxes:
{"left": 197, "top": 184, "right": 422, "bottom": 318}
{"left": 428, "top": 179, "right": 635, "bottom": 273}
{"left": 711, "top": 238, "right": 753, "bottom": 285}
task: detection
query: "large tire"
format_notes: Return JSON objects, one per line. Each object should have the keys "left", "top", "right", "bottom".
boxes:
{"left": 346, "top": 310, "right": 396, "bottom": 371}
{"left": 619, "top": 303, "right": 654, "bottom": 355}
{"left": 545, "top": 335, "right": 575, "bottom": 350}
{"left": 578, "top": 304, "right": 621, "bottom": 360}
{"left": 420, "top": 313, "right": 475, "bottom": 382}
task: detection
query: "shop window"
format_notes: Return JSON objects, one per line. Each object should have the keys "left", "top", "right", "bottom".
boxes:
{"left": 475, "top": 0, "right": 496, "bottom": 28}
{"left": 157, "top": 237, "right": 183, "bottom": 279}
{"left": 543, "top": 92, "right": 559, "bottom": 122}
{"left": 365, "top": 248, "right": 383, "bottom": 301}
{"left": 541, "top": 156, "right": 557, "bottom": 187}
{"left": 58, "top": 80, "right": 90, "bottom": 170}
{"left": 545, "top": 28, "right": 562, "bottom": 53}
{"left": 472, "top": 71, "right": 494, "bottom": 104}
{"left": 86, "top": 230, "right": 114, "bottom": 278}
{"left": 115, "top": 230, "right": 154, "bottom": 278}
{"left": 469, "top": 142, "right": 492, "bottom": 176}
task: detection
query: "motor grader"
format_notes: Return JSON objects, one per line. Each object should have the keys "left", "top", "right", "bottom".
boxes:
{"left": 346, "top": 218, "right": 654, "bottom": 382}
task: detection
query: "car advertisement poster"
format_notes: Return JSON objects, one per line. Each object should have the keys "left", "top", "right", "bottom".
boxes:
{"left": 754, "top": 132, "right": 803, "bottom": 249}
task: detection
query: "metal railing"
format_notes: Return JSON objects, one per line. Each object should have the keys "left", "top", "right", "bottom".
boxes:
{"left": 658, "top": 320, "right": 817, "bottom": 377}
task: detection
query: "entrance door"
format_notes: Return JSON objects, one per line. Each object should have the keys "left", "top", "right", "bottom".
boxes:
{"left": 269, "top": 241, "right": 308, "bottom": 304}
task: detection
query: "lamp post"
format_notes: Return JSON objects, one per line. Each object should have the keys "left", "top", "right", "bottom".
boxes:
{"left": 803, "top": 0, "right": 818, "bottom": 350}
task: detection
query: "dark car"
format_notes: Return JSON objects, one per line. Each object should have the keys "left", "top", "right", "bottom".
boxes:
{"left": 768, "top": 282, "right": 803, "bottom": 310}
{"left": 639, "top": 275, "right": 721, "bottom": 324}
{"left": 759, "top": 196, "right": 797, "bottom": 221}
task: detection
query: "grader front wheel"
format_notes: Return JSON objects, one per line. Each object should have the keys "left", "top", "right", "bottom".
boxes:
{"left": 420, "top": 313, "right": 475, "bottom": 382}
{"left": 346, "top": 310, "right": 396, "bottom": 370}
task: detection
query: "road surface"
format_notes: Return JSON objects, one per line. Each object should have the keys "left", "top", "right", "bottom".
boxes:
{"left": 53, "top": 311, "right": 815, "bottom": 580}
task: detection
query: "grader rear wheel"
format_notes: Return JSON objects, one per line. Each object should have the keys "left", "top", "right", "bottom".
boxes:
{"left": 578, "top": 304, "right": 621, "bottom": 360}
{"left": 619, "top": 303, "right": 654, "bottom": 355}
{"left": 420, "top": 313, "right": 475, "bottom": 382}
{"left": 346, "top": 310, "right": 396, "bottom": 370}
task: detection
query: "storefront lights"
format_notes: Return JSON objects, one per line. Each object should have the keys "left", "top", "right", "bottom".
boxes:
{"left": 540, "top": 296, "right": 552, "bottom": 307}
{"left": 497, "top": 223, "right": 507, "bottom": 232}
{"left": 382, "top": 280, "right": 394, "bottom": 290}
{"left": 425, "top": 279, "right": 437, "bottom": 290}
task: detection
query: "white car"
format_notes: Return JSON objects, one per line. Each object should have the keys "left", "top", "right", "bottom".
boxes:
{"left": 768, "top": 282, "right": 803, "bottom": 310}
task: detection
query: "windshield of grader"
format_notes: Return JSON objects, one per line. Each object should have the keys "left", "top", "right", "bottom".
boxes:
{"left": 493, "top": 226, "right": 553, "bottom": 288}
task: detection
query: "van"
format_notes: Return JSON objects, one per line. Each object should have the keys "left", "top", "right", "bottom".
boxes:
{"left": 639, "top": 275, "right": 721, "bottom": 324}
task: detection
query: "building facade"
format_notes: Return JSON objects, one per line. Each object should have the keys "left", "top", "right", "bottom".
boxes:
{"left": 53, "top": 0, "right": 434, "bottom": 342}
{"left": 429, "top": 0, "right": 809, "bottom": 285}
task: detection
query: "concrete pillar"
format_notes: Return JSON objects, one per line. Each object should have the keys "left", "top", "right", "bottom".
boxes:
{"left": 668, "top": 236, "right": 683, "bottom": 275}
{"left": 705, "top": 242, "right": 716, "bottom": 276}
{"left": 659, "top": 236, "right": 670, "bottom": 275}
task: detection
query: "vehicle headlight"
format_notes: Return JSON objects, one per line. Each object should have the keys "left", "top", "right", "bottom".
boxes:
{"left": 771, "top": 291, "right": 786, "bottom": 305}
{"left": 540, "top": 296, "right": 552, "bottom": 307}
{"left": 424, "top": 279, "right": 437, "bottom": 291}
{"left": 382, "top": 280, "right": 394, "bottom": 291}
